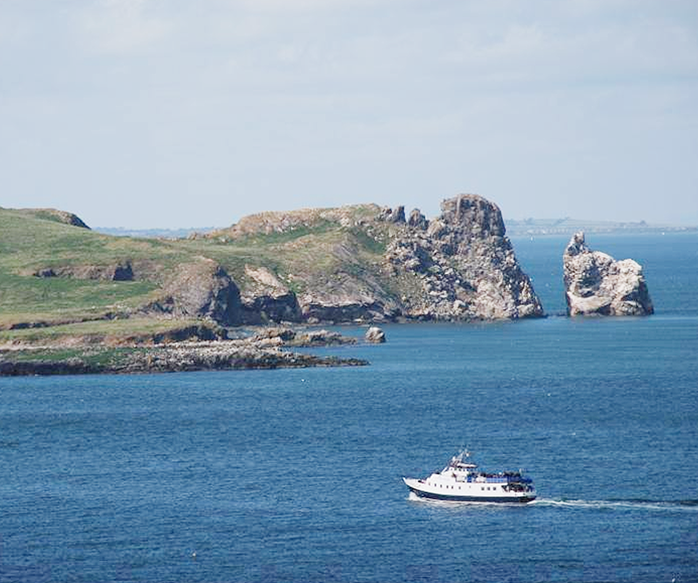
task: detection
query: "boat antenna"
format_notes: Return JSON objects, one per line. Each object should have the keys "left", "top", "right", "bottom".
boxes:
{"left": 454, "top": 446, "right": 471, "bottom": 462}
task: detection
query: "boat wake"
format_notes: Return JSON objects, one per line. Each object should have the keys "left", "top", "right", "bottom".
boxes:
{"left": 532, "top": 498, "right": 698, "bottom": 512}
{"left": 407, "top": 492, "right": 698, "bottom": 512}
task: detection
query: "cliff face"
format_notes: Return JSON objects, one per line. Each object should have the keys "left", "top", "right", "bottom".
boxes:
{"left": 563, "top": 232, "right": 653, "bottom": 316}
{"left": 152, "top": 259, "right": 243, "bottom": 326}
{"left": 216, "top": 194, "right": 544, "bottom": 323}
{"left": 239, "top": 265, "right": 302, "bottom": 324}
{"left": 384, "top": 195, "right": 543, "bottom": 320}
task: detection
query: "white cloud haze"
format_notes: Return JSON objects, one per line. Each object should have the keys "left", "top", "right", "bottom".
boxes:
{"left": 1, "top": 0, "right": 697, "bottom": 228}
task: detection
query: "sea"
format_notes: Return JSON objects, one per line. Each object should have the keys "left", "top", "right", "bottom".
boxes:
{"left": 1, "top": 232, "right": 697, "bottom": 583}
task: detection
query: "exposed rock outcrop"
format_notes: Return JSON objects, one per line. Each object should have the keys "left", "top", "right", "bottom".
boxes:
{"left": 365, "top": 326, "right": 386, "bottom": 343}
{"left": 240, "top": 265, "right": 302, "bottom": 324}
{"left": 18, "top": 208, "right": 90, "bottom": 229}
{"left": 0, "top": 341, "right": 367, "bottom": 376}
{"left": 298, "top": 290, "right": 400, "bottom": 324}
{"left": 208, "top": 204, "right": 382, "bottom": 239}
{"left": 380, "top": 205, "right": 406, "bottom": 224}
{"left": 385, "top": 195, "right": 543, "bottom": 320}
{"left": 251, "top": 327, "right": 357, "bottom": 347}
{"left": 0, "top": 327, "right": 366, "bottom": 376}
{"left": 407, "top": 209, "right": 429, "bottom": 230}
{"left": 32, "top": 261, "right": 135, "bottom": 281}
{"left": 563, "top": 232, "right": 653, "bottom": 316}
{"left": 154, "top": 259, "right": 242, "bottom": 326}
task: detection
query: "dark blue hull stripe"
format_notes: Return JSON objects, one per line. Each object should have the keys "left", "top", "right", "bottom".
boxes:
{"left": 408, "top": 487, "right": 535, "bottom": 503}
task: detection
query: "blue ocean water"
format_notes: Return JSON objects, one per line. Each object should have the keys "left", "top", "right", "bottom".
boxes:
{"left": 1, "top": 233, "right": 697, "bottom": 582}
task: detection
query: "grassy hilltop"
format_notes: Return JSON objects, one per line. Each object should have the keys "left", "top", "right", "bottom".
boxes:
{"left": 1, "top": 208, "right": 177, "bottom": 329}
{"left": 0, "top": 204, "right": 394, "bottom": 344}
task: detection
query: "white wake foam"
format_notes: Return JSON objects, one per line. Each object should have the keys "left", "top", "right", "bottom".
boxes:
{"left": 531, "top": 498, "right": 698, "bottom": 512}
{"left": 406, "top": 492, "right": 698, "bottom": 512}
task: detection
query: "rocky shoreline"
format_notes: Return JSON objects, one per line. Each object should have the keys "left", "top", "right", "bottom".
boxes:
{"left": 0, "top": 327, "right": 371, "bottom": 377}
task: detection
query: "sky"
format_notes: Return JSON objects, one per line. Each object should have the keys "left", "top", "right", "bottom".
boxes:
{"left": 1, "top": 0, "right": 697, "bottom": 229}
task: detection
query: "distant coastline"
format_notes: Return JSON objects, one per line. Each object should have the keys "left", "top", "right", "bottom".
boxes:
{"left": 505, "top": 218, "right": 697, "bottom": 237}
{"left": 96, "top": 219, "right": 698, "bottom": 239}
{"left": 94, "top": 226, "right": 217, "bottom": 239}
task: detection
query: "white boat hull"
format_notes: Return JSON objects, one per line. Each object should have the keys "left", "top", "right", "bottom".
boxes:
{"left": 403, "top": 477, "right": 536, "bottom": 503}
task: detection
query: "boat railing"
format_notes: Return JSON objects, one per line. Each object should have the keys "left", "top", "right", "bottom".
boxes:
{"left": 475, "top": 474, "right": 531, "bottom": 484}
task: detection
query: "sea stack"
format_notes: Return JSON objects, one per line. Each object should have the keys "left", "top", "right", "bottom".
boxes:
{"left": 385, "top": 194, "right": 544, "bottom": 320}
{"left": 563, "top": 231, "right": 653, "bottom": 316}
{"left": 365, "top": 326, "right": 386, "bottom": 343}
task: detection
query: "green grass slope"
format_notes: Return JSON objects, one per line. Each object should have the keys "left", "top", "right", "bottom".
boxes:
{"left": 183, "top": 205, "right": 395, "bottom": 299}
{"left": 1, "top": 204, "right": 396, "bottom": 337}
{"left": 0, "top": 209, "right": 187, "bottom": 327}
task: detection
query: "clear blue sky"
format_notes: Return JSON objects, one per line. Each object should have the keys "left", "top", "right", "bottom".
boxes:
{"left": 2, "top": 0, "right": 697, "bottom": 228}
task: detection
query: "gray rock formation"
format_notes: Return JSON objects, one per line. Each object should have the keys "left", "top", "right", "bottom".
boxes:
{"left": 365, "top": 326, "right": 386, "bottom": 343}
{"left": 32, "top": 261, "right": 134, "bottom": 281}
{"left": 158, "top": 259, "right": 242, "bottom": 326}
{"left": 299, "top": 292, "right": 399, "bottom": 324}
{"left": 251, "top": 326, "right": 357, "bottom": 346}
{"left": 385, "top": 194, "right": 543, "bottom": 320}
{"left": 407, "top": 209, "right": 429, "bottom": 230}
{"left": 380, "top": 206, "right": 406, "bottom": 224}
{"left": 0, "top": 339, "right": 367, "bottom": 376}
{"left": 563, "top": 232, "right": 653, "bottom": 316}
{"left": 240, "top": 265, "right": 302, "bottom": 324}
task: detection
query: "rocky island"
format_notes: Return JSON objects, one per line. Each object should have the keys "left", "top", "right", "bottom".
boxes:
{"left": 198, "top": 193, "right": 543, "bottom": 323}
{"left": 563, "top": 231, "right": 654, "bottom": 316}
{"left": 0, "top": 195, "right": 541, "bottom": 375}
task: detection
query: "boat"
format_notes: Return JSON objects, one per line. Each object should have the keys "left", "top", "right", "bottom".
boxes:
{"left": 403, "top": 450, "right": 536, "bottom": 503}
